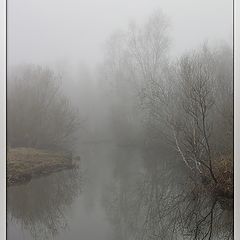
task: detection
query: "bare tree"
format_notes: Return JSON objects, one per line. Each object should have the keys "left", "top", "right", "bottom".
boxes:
{"left": 101, "top": 11, "right": 233, "bottom": 240}
{"left": 101, "top": 10, "right": 170, "bottom": 145}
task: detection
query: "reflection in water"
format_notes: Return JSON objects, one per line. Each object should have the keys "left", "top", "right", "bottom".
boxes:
{"left": 103, "top": 147, "right": 233, "bottom": 240}
{"left": 7, "top": 169, "right": 82, "bottom": 239}
{"left": 7, "top": 145, "right": 233, "bottom": 240}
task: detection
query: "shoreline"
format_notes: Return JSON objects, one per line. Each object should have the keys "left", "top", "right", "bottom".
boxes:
{"left": 7, "top": 147, "right": 80, "bottom": 186}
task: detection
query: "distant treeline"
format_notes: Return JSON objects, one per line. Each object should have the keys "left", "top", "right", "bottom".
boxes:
{"left": 7, "top": 65, "right": 80, "bottom": 150}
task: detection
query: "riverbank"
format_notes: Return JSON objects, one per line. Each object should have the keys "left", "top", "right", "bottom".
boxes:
{"left": 7, "top": 147, "right": 79, "bottom": 186}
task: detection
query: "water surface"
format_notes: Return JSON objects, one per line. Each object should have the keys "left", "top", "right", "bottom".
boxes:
{"left": 7, "top": 144, "right": 142, "bottom": 240}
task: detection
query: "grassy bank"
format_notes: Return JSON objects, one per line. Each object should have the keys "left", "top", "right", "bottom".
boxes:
{"left": 7, "top": 148, "right": 79, "bottom": 186}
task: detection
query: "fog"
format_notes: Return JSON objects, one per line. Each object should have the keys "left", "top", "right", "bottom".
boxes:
{"left": 8, "top": 0, "right": 232, "bottom": 67}
{"left": 7, "top": 1, "right": 233, "bottom": 240}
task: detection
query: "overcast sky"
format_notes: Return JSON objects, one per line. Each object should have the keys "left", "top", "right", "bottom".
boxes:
{"left": 8, "top": 0, "right": 233, "bottom": 68}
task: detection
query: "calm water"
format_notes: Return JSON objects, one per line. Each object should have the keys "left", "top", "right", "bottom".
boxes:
{"left": 7, "top": 144, "right": 143, "bottom": 240}
{"left": 7, "top": 144, "right": 233, "bottom": 240}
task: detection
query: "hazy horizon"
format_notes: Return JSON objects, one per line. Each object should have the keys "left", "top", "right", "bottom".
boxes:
{"left": 8, "top": 0, "right": 232, "bottom": 70}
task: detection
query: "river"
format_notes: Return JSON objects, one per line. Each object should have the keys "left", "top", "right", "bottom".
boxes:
{"left": 7, "top": 143, "right": 233, "bottom": 240}
{"left": 7, "top": 144, "right": 144, "bottom": 240}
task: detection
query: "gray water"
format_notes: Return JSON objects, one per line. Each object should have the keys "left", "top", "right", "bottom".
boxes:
{"left": 7, "top": 144, "right": 143, "bottom": 240}
{"left": 7, "top": 144, "right": 233, "bottom": 240}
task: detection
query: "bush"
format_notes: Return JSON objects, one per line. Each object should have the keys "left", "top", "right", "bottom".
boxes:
{"left": 8, "top": 65, "right": 80, "bottom": 150}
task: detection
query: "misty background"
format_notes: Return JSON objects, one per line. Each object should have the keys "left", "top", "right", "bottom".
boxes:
{"left": 8, "top": 0, "right": 233, "bottom": 143}
{"left": 9, "top": 0, "right": 232, "bottom": 66}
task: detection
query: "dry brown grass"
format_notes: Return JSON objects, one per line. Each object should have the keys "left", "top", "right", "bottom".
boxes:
{"left": 7, "top": 148, "right": 77, "bottom": 186}
{"left": 189, "top": 154, "right": 233, "bottom": 210}
{"left": 214, "top": 154, "right": 233, "bottom": 198}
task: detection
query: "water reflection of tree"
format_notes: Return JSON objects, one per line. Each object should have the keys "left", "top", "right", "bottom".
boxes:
{"left": 103, "top": 149, "right": 233, "bottom": 240}
{"left": 7, "top": 169, "right": 82, "bottom": 239}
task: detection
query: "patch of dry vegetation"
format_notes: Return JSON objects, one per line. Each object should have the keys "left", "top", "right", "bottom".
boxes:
{"left": 7, "top": 148, "right": 78, "bottom": 186}
{"left": 190, "top": 154, "right": 233, "bottom": 210}
{"left": 214, "top": 154, "right": 233, "bottom": 196}
{"left": 212, "top": 154, "right": 233, "bottom": 210}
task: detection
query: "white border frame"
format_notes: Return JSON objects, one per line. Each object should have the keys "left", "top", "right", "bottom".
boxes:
{"left": 0, "top": 0, "right": 6, "bottom": 238}
{"left": 0, "top": 0, "right": 237, "bottom": 239}
{"left": 234, "top": 0, "right": 239, "bottom": 238}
